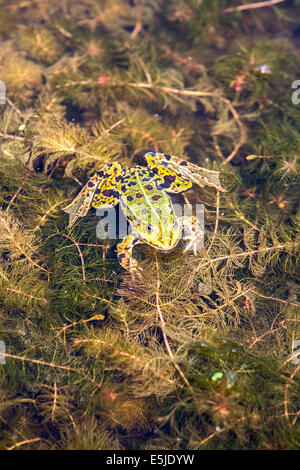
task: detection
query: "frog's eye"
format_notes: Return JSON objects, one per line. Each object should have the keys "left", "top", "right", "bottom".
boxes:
{"left": 147, "top": 225, "right": 152, "bottom": 232}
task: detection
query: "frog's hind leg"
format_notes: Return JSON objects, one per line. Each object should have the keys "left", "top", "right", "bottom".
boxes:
{"left": 144, "top": 152, "right": 226, "bottom": 192}
{"left": 144, "top": 152, "right": 192, "bottom": 193}
{"left": 63, "top": 162, "right": 122, "bottom": 227}
{"left": 181, "top": 215, "right": 204, "bottom": 256}
{"left": 117, "top": 235, "right": 141, "bottom": 274}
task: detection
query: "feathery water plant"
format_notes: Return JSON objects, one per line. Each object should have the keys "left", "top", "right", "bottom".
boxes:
{"left": 0, "top": 0, "right": 299, "bottom": 450}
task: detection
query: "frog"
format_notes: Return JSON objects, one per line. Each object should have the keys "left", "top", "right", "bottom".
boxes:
{"left": 63, "top": 152, "right": 226, "bottom": 274}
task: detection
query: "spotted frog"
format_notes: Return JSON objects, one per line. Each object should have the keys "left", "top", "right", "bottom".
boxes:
{"left": 63, "top": 152, "right": 226, "bottom": 273}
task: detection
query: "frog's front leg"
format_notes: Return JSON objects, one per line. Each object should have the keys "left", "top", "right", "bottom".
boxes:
{"left": 117, "top": 234, "right": 141, "bottom": 274}
{"left": 144, "top": 152, "right": 226, "bottom": 192}
{"left": 181, "top": 216, "right": 204, "bottom": 256}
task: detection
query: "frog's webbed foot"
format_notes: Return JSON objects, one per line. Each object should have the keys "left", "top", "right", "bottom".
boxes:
{"left": 181, "top": 216, "right": 204, "bottom": 256}
{"left": 144, "top": 152, "right": 227, "bottom": 193}
{"left": 117, "top": 235, "right": 142, "bottom": 275}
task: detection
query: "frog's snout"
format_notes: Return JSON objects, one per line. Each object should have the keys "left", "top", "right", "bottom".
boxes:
{"left": 154, "top": 228, "right": 181, "bottom": 252}
{"left": 158, "top": 241, "right": 180, "bottom": 253}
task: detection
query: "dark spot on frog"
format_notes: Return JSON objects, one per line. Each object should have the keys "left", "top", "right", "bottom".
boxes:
{"left": 145, "top": 184, "right": 153, "bottom": 190}
{"left": 136, "top": 193, "right": 143, "bottom": 198}
{"left": 160, "top": 174, "right": 176, "bottom": 188}
{"left": 180, "top": 161, "right": 188, "bottom": 166}
{"left": 165, "top": 175, "right": 176, "bottom": 182}
{"left": 152, "top": 194, "right": 161, "bottom": 201}
{"left": 102, "top": 189, "right": 119, "bottom": 198}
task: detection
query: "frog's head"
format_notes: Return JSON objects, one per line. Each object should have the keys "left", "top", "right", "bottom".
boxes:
{"left": 121, "top": 192, "right": 182, "bottom": 252}
{"left": 141, "top": 217, "right": 182, "bottom": 252}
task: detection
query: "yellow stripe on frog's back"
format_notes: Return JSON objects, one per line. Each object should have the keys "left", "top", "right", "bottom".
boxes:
{"left": 119, "top": 168, "right": 180, "bottom": 250}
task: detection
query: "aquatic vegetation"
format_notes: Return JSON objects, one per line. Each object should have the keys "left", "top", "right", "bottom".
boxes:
{"left": 0, "top": 0, "right": 299, "bottom": 450}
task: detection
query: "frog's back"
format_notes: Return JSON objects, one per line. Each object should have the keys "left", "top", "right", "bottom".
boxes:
{"left": 119, "top": 167, "right": 181, "bottom": 250}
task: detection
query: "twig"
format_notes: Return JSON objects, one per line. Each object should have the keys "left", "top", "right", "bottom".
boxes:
{"left": 4, "top": 352, "right": 102, "bottom": 387}
{"left": 284, "top": 365, "right": 300, "bottom": 427}
{"left": 5, "top": 96, "right": 23, "bottom": 116}
{"left": 0, "top": 266, "right": 47, "bottom": 303}
{"left": 224, "top": 0, "right": 287, "bottom": 13}
{"left": 60, "top": 232, "right": 86, "bottom": 283}
{"left": 96, "top": 118, "right": 125, "bottom": 138}
{"left": 127, "top": 82, "right": 217, "bottom": 98}
{"left": 130, "top": 8, "right": 143, "bottom": 39}
{"left": 244, "top": 327, "right": 278, "bottom": 353}
{"left": 154, "top": 252, "right": 194, "bottom": 394}
{"left": 126, "top": 126, "right": 160, "bottom": 152}
{"left": 254, "top": 291, "right": 300, "bottom": 308}
{"left": 206, "top": 190, "right": 220, "bottom": 254}
{"left": 220, "top": 98, "right": 247, "bottom": 165}
{"left": 160, "top": 44, "right": 204, "bottom": 75}
{"left": 0, "top": 132, "right": 25, "bottom": 141}
{"left": 6, "top": 169, "right": 31, "bottom": 210}
{"left": 51, "top": 382, "right": 58, "bottom": 422}
{"left": 4, "top": 352, "right": 76, "bottom": 372}
{"left": 212, "top": 135, "right": 225, "bottom": 160}
{"left": 193, "top": 241, "right": 298, "bottom": 275}
{"left": 196, "top": 417, "right": 246, "bottom": 448}
{"left": 7, "top": 437, "right": 42, "bottom": 450}
{"left": 5, "top": 286, "right": 47, "bottom": 303}
{"left": 53, "top": 314, "right": 105, "bottom": 336}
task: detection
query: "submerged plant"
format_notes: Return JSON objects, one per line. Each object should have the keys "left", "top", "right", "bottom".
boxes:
{"left": 0, "top": 0, "right": 299, "bottom": 450}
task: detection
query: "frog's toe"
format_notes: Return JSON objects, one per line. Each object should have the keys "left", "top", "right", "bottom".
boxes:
{"left": 130, "top": 264, "right": 144, "bottom": 279}
{"left": 181, "top": 216, "right": 204, "bottom": 255}
{"left": 117, "top": 235, "right": 141, "bottom": 273}
{"left": 128, "top": 257, "right": 143, "bottom": 274}
{"left": 121, "top": 256, "right": 143, "bottom": 277}
{"left": 183, "top": 234, "right": 200, "bottom": 256}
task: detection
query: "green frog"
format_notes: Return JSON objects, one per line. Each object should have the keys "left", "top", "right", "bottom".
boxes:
{"left": 63, "top": 152, "right": 226, "bottom": 273}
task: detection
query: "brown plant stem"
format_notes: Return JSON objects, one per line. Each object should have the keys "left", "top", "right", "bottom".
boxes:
{"left": 6, "top": 437, "right": 42, "bottom": 451}
{"left": 154, "top": 252, "right": 194, "bottom": 394}
{"left": 224, "top": 0, "right": 287, "bottom": 13}
{"left": 193, "top": 241, "right": 298, "bottom": 275}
